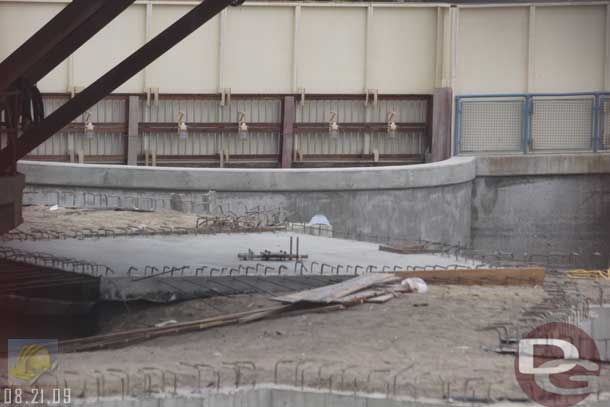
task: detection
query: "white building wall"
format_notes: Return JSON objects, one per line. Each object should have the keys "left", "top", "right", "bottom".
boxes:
{"left": 0, "top": 1, "right": 607, "bottom": 95}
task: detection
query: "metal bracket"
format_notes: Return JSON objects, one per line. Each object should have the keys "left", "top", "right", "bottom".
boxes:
{"left": 220, "top": 88, "right": 232, "bottom": 107}
{"left": 146, "top": 87, "right": 159, "bottom": 107}
{"left": 365, "top": 89, "right": 378, "bottom": 107}
{"left": 298, "top": 87, "right": 306, "bottom": 105}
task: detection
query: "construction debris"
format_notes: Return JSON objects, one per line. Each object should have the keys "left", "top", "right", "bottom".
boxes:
{"left": 238, "top": 249, "right": 308, "bottom": 262}
{"left": 379, "top": 243, "right": 436, "bottom": 254}
{"left": 238, "top": 236, "right": 308, "bottom": 261}
{"left": 396, "top": 267, "right": 545, "bottom": 286}
{"left": 272, "top": 273, "right": 401, "bottom": 304}
{"left": 568, "top": 268, "right": 610, "bottom": 279}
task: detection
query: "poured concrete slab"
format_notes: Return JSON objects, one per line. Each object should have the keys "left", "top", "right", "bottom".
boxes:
{"left": 3, "top": 232, "right": 479, "bottom": 276}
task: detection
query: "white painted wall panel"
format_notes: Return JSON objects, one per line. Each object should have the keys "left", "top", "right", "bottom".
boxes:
{"left": 73, "top": 5, "right": 146, "bottom": 93}
{"left": 369, "top": 8, "right": 437, "bottom": 94}
{"left": 0, "top": 2, "right": 67, "bottom": 91}
{"left": 534, "top": 6, "right": 605, "bottom": 93}
{"left": 149, "top": 6, "right": 219, "bottom": 93}
{"left": 457, "top": 7, "right": 529, "bottom": 94}
{"left": 0, "top": 2, "right": 606, "bottom": 96}
{"left": 224, "top": 7, "right": 293, "bottom": 93}
{"left": 298, "top": 7, "right": 366, "bottom": 93}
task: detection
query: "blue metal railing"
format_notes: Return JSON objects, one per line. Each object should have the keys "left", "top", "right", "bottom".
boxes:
{"left": 454, "top": 92, "right": 610, "bottom": 155}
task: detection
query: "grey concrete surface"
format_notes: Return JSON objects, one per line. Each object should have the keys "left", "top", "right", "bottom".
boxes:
{"left": 17, "top": 157, "right": 476, "bottom": 192}
{"left": 476, "top": 153, "right": 610, "bottom": 176}
{"left": 471, "top": 175, "right": 610, "bottom": 261}
{"left": 3, "top": 232, "right": 478, "bottom": 276}
{"left": 14, "top": 153, "right": 610, "bottom": 259}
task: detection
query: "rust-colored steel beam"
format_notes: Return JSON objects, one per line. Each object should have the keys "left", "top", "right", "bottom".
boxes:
{"left": 0, "top": 0, "right": 108, "bottom": 92}
{"left": 0, "top": 0, "right": 236, "bottom": 169}
{"left": 25, "top": 0, "right": 137, "bottom": 85}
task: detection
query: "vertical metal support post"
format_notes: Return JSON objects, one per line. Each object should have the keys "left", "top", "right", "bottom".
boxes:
{"left": 522, "top": 96, "right": 532, "bottom": 154}
{"left": 6, "top": 94, "right": 20, "bottom": 175}
{"left": 431, "top": 87, "right": 452, "bottom": 162}
{"left": 127, "top": 95, "right": 140, "bottom": 165}
{"left": 453, "top": 96, "right": 461, "bottom": 156}
{"left": 280, "top": 96, "right": 295, "bottom": 168}
{"left": 593, "top": 95, "right": 600, "bottom": 153}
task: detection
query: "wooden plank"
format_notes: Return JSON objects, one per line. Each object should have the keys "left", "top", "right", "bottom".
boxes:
{"left": 395, "top": 268, "right": 544, "bottom": 286}
{"left": 366, "top": 293, "right": 396, "bottom": 304}
{"left": 378, "top": 244, "right": 435, "bottom": 254}
{"left": 272, "top": 273, "right": 400, "bottom": 304}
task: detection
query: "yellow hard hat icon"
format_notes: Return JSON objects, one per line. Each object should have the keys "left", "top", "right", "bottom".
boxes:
{"left": 9, "top": 344, "right": 52, "bottom": 381}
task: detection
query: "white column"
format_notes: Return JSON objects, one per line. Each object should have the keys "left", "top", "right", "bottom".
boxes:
{"left": 218, "top": 8, "right": 227, "bottom": 93}
{"left": 292, "top": 5, "right": 301, "bottom": 93}
{"left": 527, "top": 6, "right": 536, "bottom": 93}
{"left": 605, "top": 3, "right": 610, "bottom": 91}
{"left": 364, "top": 5, "right": 373, "bottom": 92}
{"left": 143, "top": 1, "right": 153, "bottom": 93}
{"left": 434, "top": 7, "right": 444, "bottom": 88}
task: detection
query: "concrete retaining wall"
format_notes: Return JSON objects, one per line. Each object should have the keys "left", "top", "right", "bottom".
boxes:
{"left": 17, "top": 158, "right": 476, "bottom": 246}
{"left": 16, "top": 153, "right": 610, "bottom": 257}
{"left": 473, "top": 154, "right": 610, "bottom": 261}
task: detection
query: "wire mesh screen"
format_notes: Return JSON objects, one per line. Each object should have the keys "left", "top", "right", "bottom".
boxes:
{"left": 600, "top": 98, "right": 610, "bottom": 151}
{"left": 530, "top": 98, "right": 593, "bottom": 151}
{"left": 459, "top": 99, "right": 523, "bottom": 153}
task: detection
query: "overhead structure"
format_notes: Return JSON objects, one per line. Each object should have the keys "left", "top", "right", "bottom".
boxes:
{"left": 0, "top": 0, "right": 243, "bottom": 174}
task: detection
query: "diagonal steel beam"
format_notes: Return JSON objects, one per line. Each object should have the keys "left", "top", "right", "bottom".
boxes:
{"left": 0, "top": 0, "right": 235, "bottom": 169}
{"left": 24, "top": 0, "right": 137, "bottom": 85}
{"left": 0, "top": 0, "right": 108, "bottom": 92}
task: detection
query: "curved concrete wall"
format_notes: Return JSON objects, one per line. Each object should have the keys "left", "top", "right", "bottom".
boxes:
{"left": 17, "top": 158, "right": 475, "bottom": 192}
{"left": 16, "top": 154, "right": 610, "bottom": 262}
{"left": 17, "top": 158, "right": 476, "bottom": 246}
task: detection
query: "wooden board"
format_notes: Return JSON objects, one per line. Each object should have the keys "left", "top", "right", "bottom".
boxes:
{"left": 366, "top": 293, "right": 396, "bottom": 304}
{"left": 395, "top": 267, "right": 544, "bottom": 286}
{"left": 272, "top": 273, "right": 400, "bottom": 304}
{"left": 378, "top": 244, "right": 435, "bottom": 254}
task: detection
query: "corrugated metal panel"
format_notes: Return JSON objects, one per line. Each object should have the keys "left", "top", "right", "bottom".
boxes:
{"left": 42, "top": 96, "right": 69, "bottom": 118}
{"left": 370, "top": 131, "right": 425, "bottom": 155}
{"left": 77, "top": 133, "right": 126, "bottom": 156}
{"left": 295, "top": 131, "right": 425, "bottom": 156}
{"left": 142, "top": 132, "right": 280, "bottom": 156}
{"left": 29, "top": 133, "right": 69, "bottom": 156}
{"left": 297, "top": 99, "right": 428, "bottom": 123}
{"left": 141, "top": 99, "right": 282, "bottom": 123}
{"left": 142, "top": 99, "right": 221, "bottom": 123}
{"left": 298, "top": 100, "right": 366, "bottom": 123}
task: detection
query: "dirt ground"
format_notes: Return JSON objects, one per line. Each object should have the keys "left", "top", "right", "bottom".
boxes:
{"left": 8, "top": 284, "right": 591, "bottom": 403}
{"left": 5, "top": 206, "right": 610, "bottom": 404}
{"left": 10, "top": 205, "right": 201, "bottom": 235}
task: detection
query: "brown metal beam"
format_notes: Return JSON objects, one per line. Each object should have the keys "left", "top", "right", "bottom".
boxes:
{"left": 0, "top": 0, "right": 236, "bottom": 170}
{"left": 280, "top": 96, "right": 295, "bottom": 168}
{"left": 24, "top": 0, "right": 137, "bottom": 85}
{"left": 0, "top": 0, "right": 108, "bottom": 92}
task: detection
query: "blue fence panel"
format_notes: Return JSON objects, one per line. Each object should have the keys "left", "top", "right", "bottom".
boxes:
{"left": 455, "top": 92, "right": 610, "bottom": 155}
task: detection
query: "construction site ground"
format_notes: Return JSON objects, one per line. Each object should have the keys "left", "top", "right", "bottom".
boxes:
{"left": 10, "top": 284, "right": 604, "bottom": 403}
{"left": 5, "top": 205, "right": 610, "bottom": 404}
